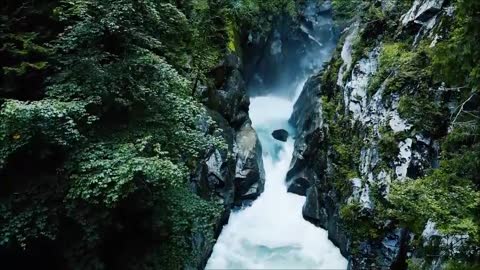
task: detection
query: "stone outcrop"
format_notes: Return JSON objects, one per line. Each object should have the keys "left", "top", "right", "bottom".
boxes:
{"left": 401, "top": 0, "right": 445, "bottom": 25}
{"left": 205, "top": 54, "right": 251, "bottom": 129}
{"left": 235, "top": 122, "right": 265, "bottom": 204}
{"left": 286, "top": 74, "right": 324, "bottom": 197}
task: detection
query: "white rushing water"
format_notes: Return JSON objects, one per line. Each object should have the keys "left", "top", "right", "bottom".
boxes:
{"left": 206, "top": 79, "right": 348, "bottom": 269}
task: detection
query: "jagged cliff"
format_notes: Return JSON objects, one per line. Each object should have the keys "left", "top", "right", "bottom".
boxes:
{"left": 288, "top": 0, "right": 479, "bottom": 269}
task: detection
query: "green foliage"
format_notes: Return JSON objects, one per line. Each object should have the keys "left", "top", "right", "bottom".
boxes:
{"left": 397, "top": 95, "right": 447, "bottom": 136}
{"left": 228, "top": 0, "right": 297, "bottom": 34}
{"left": 431, "top": 0, "right": 480, "bottom": 87}
{"left": 444, "top": 261, "right": 480, "bottom": 270}
{"left": 332, "top": 0, "right": 362, "bottom": 19}
{"left": 0, "top": 99, "right": 90, "bottom": 168}
{"left": 1, "top": 32, "right": 51, "bottom": 77}
{"left": 339, "top": 200, "right": 385, "bottom": 250}
{"left": 258, "top": 0, "right": 296, "bottom": 17}
{"left": 368, "top": 42, "right": 431, "bottom": 97}
{"left": 66, "top": 141, "right": 186, "bottom": 207}
{"left": 316, "top": 0, "right": 480, "bottom": 267}
{"left": 379, "top": 43, "right": 414, "bottom": 70}
{"left": 0, "top": 191, "right": 60, "bottom": 249}
{"left": 187, "top": 0, "right": 228, "bottom": 79}
{"left": 0, "top": 1, "right": 60, "bottom": 99}
{"left": 49, "top": 1, "right": 191, "bottom": 106}
{"left": 321, "top": 94, "right": 362, "bottom": 199}
{"left": 152, "top": 185, "right": 223, "bottom": 269}
{"left": 321, "top": 45, "right": 344, "bottom": 97}
{"left": 378, "top": 130, "right": 399, "bottom": 162}
{"left": 388, "top": 126, "right": 480, "bottom": 259}
{"left": 389, "top": 170, "right": 479, "bottom": 238}
{"left": 226, "top": 19, "right": 239, "bottom": 53}
{"left": 317, "top": 3, "right": 480, "bottom": 266}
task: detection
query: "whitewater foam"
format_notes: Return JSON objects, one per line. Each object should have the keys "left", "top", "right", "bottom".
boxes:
{"left": 206, "top": 83, "right": 347, "bottom": 269}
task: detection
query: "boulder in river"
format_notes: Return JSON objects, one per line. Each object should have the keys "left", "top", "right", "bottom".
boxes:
{"left": 272, "top": 129, "right": 289, "bottom": 142}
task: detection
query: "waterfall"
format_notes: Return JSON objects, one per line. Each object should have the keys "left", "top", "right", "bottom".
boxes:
{"left": 206, "top": 4, "right": 347, "bottom": 269}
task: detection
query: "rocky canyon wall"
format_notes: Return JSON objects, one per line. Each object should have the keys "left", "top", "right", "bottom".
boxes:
{"left": 288, "top": 0, "right": 479, "bottom": 269}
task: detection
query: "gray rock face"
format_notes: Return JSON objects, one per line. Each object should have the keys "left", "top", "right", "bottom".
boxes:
{"left": 287, "top": 176, "right": 310, "bottom": 196}
{"left": 235, "top": 122, "right": 265, "bottom": 204}
{"left": 303, "top": 187, "right": 325, "bottom": 222}
{"left": 380, "top": 229, "right": 409, "bottom": 269}
{"left": 202, "top": 54, "right": 250, "bottom": 129}
{"left": 197, "top": 54, "right": 266, "bottom": 205}
{"left": 402, "top": 0, "right": 445, "bottom": 25}
{"left": 290, "top": 74, "right": 324, "bottom": 135}
{"left": 192, "top": 110, "right": 236, "bottom": 208}
{"left": 272, "top": 129, "right": 289, "bottom": 142}
{"left": 287, "top": 69, "right": 353, "bottom": 259}
{"left": 286, "top": 73, "right": 324, "bottom": 198}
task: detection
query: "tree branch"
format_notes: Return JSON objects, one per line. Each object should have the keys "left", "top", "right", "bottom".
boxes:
{"left": 450, "top": 91, "right": 477, "bottom": 129}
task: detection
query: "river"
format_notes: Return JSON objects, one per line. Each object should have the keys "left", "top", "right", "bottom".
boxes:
{"left": 205, "top": 5, "right": 347, "bottom": 269}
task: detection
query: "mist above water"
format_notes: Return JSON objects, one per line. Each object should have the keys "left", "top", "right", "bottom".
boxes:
{"left": 246, "top": 1, "right": 338, "bottom": 99}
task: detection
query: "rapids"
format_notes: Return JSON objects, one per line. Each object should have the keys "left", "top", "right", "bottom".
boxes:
{"left": 205, "top": 81, "right": 348, "bottom": 269}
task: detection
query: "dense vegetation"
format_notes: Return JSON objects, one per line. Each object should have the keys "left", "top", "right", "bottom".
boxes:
{"left": 0, "top": 0, "right": 297, "bottom": 269}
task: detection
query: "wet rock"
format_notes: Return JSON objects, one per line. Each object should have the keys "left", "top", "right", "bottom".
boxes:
{"left": 270, "top": 30, "right": 283, "bottom": 57}
{"left": 234, "top": 122, "right": 266, "bottom": 204}
{"left": 203, "top": 54, "right": 250, "bottom": 129}
{"left": 200, "top": 54, "right": 267, "bottom": 206}
{"left": 348, "top": 178, "right": 373, "bottom": 211}
{"left": 287, "top": 0, "right": 456, "bottom": 269}
{"left": 197, "top": 53, "right": 266, "bottom": 206}
{"left": 287, "top": 177, "right": 310, "bottom": 196}
{"left": 345, "top": 47, "right": 380, "bottom": 121}
{"left": 272, "top": 129, "right": 289, "bottom": 142}
{"left": 337, "top": 22, "right": 359, "bottom": 88}
{"left": 303, "top": 187, "right": 326, "bottom": 223}
{"left": 381, "top": 0, "right": 397, "bottom": 12}
{"left": 290, "top": 74, "right": 323, "bottom": 133}
{"left": 395, "top": 138, "right": 413, "bottom": 180}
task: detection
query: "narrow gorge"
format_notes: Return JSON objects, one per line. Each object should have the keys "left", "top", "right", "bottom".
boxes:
{"left": 206, "top": 5, "right": 346, "bottom": 267}
{"left": 0, "top": 0, "right": 478, "bottom": 270}
{"left": 206, "top": 0, "right": 479, "bottom": 269}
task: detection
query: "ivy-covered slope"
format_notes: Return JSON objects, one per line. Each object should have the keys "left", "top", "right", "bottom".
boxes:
{"left": 0, "top": 0, "right": 301, "bottom": 269}
{"left": 288, "top": 0, "right": 479, "bottom": 269}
